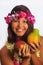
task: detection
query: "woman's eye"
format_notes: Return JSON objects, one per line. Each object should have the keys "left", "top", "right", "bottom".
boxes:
{"left": 13, "top": 18, "right": 18, "bottom": 22}
{"left": 23, "top": 20, "right": 27, "bottom": 23}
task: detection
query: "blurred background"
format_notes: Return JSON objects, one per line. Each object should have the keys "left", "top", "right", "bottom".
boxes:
{"left": 0, "top": 0, "right": 43, "bottom": 49}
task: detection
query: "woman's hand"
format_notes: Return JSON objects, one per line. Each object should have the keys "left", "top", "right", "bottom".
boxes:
{"left": 28, "top": 41, "right": 41, "bottom": 53}
{"left": 18, "top": 44, "right": 31, "bottom": 65}
{"left": 18, "top": 44, "right": 31, "bottom": 59}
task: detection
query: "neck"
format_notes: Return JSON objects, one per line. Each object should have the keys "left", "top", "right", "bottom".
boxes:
{"left": 15, "top": 36, "right": 22, "bottom": 42}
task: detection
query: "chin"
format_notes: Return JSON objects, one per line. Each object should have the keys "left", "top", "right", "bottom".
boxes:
{"left": 16, "top": 33, "right": 25, "bottom": 37}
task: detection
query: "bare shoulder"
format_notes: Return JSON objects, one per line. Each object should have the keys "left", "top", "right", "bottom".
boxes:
{"left": 0, "top": 45, "right": 12, "bottom": 57}
{"left": 0, "top": 45, "right": 13, "bottom": 60}
{"left": 0, "top": 46, "right": 8, "bottom": 56}
{"left": 40, "top": 36, "right": 43, "bottom": 48}
{"left": 39, "top": 36, "right": 43, "bottom": 50}
{"left": 1, "top": 45, "right": 7, "bottom": 52}
{"left": 0, "top": 46, "right": 14, "bottom": 65}
{"left": 40, "top": 36, "right": 43, "bottom": 41}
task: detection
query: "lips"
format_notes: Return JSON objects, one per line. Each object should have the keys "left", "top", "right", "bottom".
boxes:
{"left": 16, "top": 28, "right": 24, "bottom": 32}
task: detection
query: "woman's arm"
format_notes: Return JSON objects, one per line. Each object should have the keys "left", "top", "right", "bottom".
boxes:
{"left": 39, "top": 36, "right": 43, "bottom": 64}
{"left": 0, "top": 46, "right": 31, "bottom": 65}
{"left": 0, "top": 44, "right": 31, "bottom": 65}
{"left": 0, "top": 46, "right": 14, "bottom": 65}
{"left": 21, "top": 58, "right": 30, "bottom": 65}
{"left": 31, "top": 53, "right": 43, "bottom": 65}
{"left": 31, "top": 36, "right": 43, "bottom": 65}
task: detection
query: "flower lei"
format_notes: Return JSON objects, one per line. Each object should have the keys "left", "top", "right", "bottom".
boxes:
{"left": 4, "top": 11, "right": 35, "bottom": 24}
{"left": 6, "top": 38, "right": 40, "bottom": 65}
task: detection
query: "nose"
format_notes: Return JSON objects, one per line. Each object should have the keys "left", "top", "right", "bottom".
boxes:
{"left": 18, "top": 20, "right": 23, "bottom": 27}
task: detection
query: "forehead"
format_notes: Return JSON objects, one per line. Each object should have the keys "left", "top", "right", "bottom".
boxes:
{"left": 19, "top": 18, "right": 27, "bottom": 21}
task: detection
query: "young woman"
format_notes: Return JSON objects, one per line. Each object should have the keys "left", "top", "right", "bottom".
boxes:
{"left": 0, "top": 5, "right": 43, "bottom": 65}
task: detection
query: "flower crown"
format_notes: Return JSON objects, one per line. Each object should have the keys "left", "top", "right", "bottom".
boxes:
{"left": 4, "top": 11, "right": 35, "bottom": 24}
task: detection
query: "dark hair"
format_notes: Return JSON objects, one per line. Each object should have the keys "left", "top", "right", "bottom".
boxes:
{"left": 7, "top": 5, "right": 34, "bottom": 43}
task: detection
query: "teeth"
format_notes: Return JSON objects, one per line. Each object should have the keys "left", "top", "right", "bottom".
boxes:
{"left": 18, "top": 29, "right": 22, "bottom": 31}
{"left": 17, "top": 29, "right": 23, "bottom": 32}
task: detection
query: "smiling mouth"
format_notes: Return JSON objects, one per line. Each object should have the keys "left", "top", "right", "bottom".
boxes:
{"left": 16, "top": 28, "right": 24, "bottom": 32}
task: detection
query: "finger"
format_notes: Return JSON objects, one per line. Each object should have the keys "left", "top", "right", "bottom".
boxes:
{"left": 30, "top": 47, "right": 36, "bottom": 53}
{"left": 25, "top": 46, "right": 31, "bottom": 56}
{"left": 38, "top": 41, "right": 41, "bottom": 46}
{"left": 25, "top": 45, "right": 29, "bottom": 53}
{"left": 19, "top": 45, "right": 23, "bottom": 56}
{"left": 29, "top": 43, "right": 37, "bottom": 50}
{"left": 22, "top": 45, "right": 31, "bottom": 58}
{"left": 19, "top": 48, "right": 22, "bottom": 56}
{"left": 34, "top": 42, "right": 40, "bottom": 49}
{"left": 22, "top": 45, "right": 26, "bottom": 56}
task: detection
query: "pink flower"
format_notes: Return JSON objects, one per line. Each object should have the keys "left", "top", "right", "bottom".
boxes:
{"left": 27, "top": 13, "right": 35, "bottom": 24}
{"left": 4, "top": 11, "right": 35, "bottom": 24}
{"left": 13, "top": 58, "right": 20, "bottom": 65}
{"left": 4, "top": 14, "right": 12, "bottom": 24}
{"left": 20, "top": 11, "right": 27, "bottom": 18}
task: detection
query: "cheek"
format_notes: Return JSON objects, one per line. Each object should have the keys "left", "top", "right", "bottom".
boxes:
{"left": 11, "top": 23, "right": 17, "bottom": 30}
{"left": 25, "top": 24, "right": 28, "bottom": 30}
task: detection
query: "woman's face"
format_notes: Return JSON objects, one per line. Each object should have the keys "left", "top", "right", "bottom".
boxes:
{"left": 11, "top": 18, "right": 28, "bottom": 37}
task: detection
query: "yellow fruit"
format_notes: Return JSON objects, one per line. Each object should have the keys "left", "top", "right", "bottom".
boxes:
{"left": 27, "top": 28, "right": 40, "bottom": 44}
